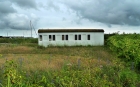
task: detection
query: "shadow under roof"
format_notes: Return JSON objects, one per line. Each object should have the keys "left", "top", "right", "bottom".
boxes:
{"left": 38, "top": 29, "right": 104, "bottom": 33}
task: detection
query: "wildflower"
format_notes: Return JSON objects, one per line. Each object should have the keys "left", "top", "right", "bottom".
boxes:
{"left": 100, "top": 65, "right": 103, "bottom": 68}
{"left": 66, "top": 63, "right": 72, "bottom": 66}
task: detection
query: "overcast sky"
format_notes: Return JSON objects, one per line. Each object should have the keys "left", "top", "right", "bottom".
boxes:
{"left": 0, "top": 0, "right": 140, "bottom": 37}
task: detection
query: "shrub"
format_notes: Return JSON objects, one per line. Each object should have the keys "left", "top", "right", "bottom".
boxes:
{"left": 107, "top": 34, "right": 140, "bottom": 69}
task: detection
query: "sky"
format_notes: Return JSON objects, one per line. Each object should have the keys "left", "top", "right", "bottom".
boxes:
{"left": 0, "top": 0, "right": 140, "bottom": 37}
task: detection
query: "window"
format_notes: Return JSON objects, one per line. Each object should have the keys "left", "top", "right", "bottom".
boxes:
{"left": 75, "top": 35, "right": 77, "bottom": 40}
{"left": 66, "top": 35, "right": 68, "bottom": 40}
{"left": 79, "top": 35, "right": 81, "bottom": 40}
{"left": 62, "top": 35, "right": 68, "bottom": 40}
{"left": 75, "top": 35, "right": 81, "bottom": 40}
{"left": 53, "top": 35, "right": 55, "bottom": 40}
{"left": 62, "top": 35, "right": 64, "bottom": 40}
{"left": 49, "top": 35, "right": 55, "bottom": 41}
{"left": 87, "top": 35, "right": 90, "bottom": 40}
{"left": 39, "top": 35, "right": 42, "bottom": 41}
{"left": 49, "top": 35, "right": 51, "bottom": 41}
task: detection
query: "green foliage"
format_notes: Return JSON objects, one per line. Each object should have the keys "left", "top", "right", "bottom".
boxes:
{"left": 107, "top": 34, "right": 140, "bottom": 69}
{"left": 0, "top": 37, "right": 139, "bottom": 87}
{"left": 0, "top": 38, "right": 38, "bottom": 44}
{"left": 37, "top": 45, "right": 46, "bottom": 49}
{"left": 0, "top": 60, "right": 139, "bottom": 87}
{"left": 2, "top": 60, "right": 23, "bottom": 87}
{"left": 104, "top": 34, "right": 116, "bottom": 45}
{"left": 119, "top": 69, "right": 138, "bottom": 87}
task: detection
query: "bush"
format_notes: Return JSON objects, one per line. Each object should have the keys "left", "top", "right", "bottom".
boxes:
{"left": 119, "top": 69, "right": 138, "bottom": 87}
{"left": 107, "top": 34, "right": 140, "bottom": 70}
{"left": 0, "top": 60, "right": 139, "bottom": 87}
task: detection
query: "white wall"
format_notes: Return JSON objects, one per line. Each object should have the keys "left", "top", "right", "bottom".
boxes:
{"left": 38, "top": 32, "right": 104, "bottom": 47}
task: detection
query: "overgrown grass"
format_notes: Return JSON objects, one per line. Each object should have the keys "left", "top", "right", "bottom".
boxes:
{"left": 0, "top": 36, "right": 140, "bottom": 86}
{"left": 0, "top": 58, "right": 139, "bottom": 87}
{"left": 0, "top": 38, "right": 38, "bottom": 44}
{"left": 107, "top": 34, "right": 140, "bottom": 70}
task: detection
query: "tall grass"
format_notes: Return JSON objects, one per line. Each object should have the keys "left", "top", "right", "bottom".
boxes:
{"left": 0, "top": 58, "right": 139, "bottom": 87}
{"left": 0, "top": 36, "right": 139, "bottom": 86}
{"left": 0, "top": 38, "right": 38, "bottom": 44}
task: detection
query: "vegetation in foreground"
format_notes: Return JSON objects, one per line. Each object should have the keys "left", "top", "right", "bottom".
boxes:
{"left": 107, "top": 34, "right": 140, "bottom": 70}
{"left": 0, "top": 38, "right": 37, "bottom": 44}
{"left": 0, "top": 34, "right": 139, "bottom": 87}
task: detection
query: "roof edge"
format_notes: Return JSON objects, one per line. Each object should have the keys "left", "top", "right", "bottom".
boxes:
{"left": 38, "top": 29, "right": 104, "bottom": 33}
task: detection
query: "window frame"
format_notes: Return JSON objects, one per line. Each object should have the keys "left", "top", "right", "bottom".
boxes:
{"left": 75, "top": 34, "right": 81, "bottom": 40}
{"left": 87, "top": 35, "right": 90, "bottom": 40}
{"left": 49, "top": 35, "right": 52, "bottom": 41}
{"left": 49, "top": 35, "right": 55, "bottom": 41}
{"left": 62, "top": 35, "right": 69, "bottom": 40}
{"left": 53, "top": 35, "right": 55, "bottom": 41}
{"left": 62, "top": 35, "right": 64, "bottom": 40}
{"left": 79, "top": 35, "right": 81, "bottom": 40}
{"left": 39, "top": 35, "right": 42, "bottom": 41}
{"left": 75, "top": 35, "right": 77, "bottom": 40}
{"left": 66, "top": 35, "right": 68, "bottom": 40}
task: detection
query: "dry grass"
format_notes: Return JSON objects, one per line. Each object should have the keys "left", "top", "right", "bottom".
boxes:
{"left": 0, "top": 44, "right": 33, "bottom": 53}
{"left": 0, "top": 44, "right": 117, "bottom": 72}
{"left": 0, "top": 54, "right": 114, "bottom": 72}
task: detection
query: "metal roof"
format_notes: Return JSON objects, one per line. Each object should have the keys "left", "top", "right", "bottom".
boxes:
{"left": 38, "top": 29, "right": 104, "bottom": 33}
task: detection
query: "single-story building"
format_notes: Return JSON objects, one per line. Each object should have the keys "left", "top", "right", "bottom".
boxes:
{"left": 38, "top": 29, "right": 104, "bottom": 47}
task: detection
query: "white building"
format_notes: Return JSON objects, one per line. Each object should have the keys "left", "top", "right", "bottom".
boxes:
{"left": 38, "top": 29, "right": 104, "bottom": 47}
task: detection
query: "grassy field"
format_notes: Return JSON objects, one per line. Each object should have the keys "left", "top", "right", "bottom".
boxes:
{"left": 0, "top": 39, "right": 140, "bottom": 86}
{"left": 0, "top": 44, "right": 114, "bottom": 71}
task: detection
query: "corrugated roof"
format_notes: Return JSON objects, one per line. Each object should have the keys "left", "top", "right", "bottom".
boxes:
{"left": 38, "top": 29, "right": 104, "bottom": 33}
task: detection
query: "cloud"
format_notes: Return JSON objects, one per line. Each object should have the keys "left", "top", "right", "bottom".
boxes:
{"left": 0, "top": 13, "right": 39, "bottom": 30}
{"left": 10, "top": 0, "right": 37, "bottom": 9}
{"left": 39, "top": 0, "right": 60, "bottom": 11}
{"left": 46, "top": 0, "right": 60, "bottom": 11}
{"left": 61, "top": 0, "right": 140, "bottom": 26}
{"left": 0, "top": 0, "right": 39, "bottom": 30}
{"left": 0, "top": 1, "right": 16, "bottom": 16}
